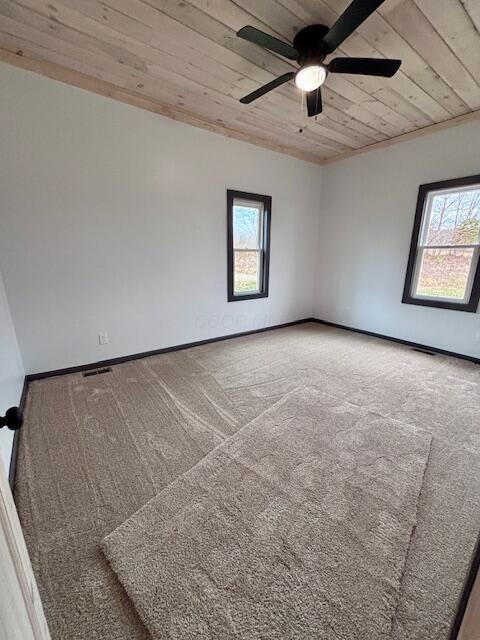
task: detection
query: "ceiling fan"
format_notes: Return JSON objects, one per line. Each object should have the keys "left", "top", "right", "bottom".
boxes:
{"left": 237, "top": 0, "right": 401, "bottom": 118}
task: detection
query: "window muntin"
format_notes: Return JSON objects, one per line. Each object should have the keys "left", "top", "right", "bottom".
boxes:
{"left": 403, "top": 176, "right": 480, "bottom": 312}
{"left": 227, "top": 191, "right": 271, "bottom": 301}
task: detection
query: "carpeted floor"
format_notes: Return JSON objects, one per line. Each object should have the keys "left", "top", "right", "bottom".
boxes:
{"left": 14, "top": 323, "right": 480, "bottom": 640}
{"left": 103, "top": 387, "right": 431, "bottom": 640}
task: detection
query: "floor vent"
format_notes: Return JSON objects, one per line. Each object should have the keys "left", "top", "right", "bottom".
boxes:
{"left": 83, "top": 367, "right": 112, "bottom": 377}
{"left": 412, "top": 348, "right": 436, "bottom": 357}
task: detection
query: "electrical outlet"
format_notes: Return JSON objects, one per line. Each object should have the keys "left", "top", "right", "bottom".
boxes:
{"left": 98, "top": 332, "right": 109, "bottom": 345}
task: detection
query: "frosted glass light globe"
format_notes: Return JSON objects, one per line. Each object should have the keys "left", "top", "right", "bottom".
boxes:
{"left": 295, "top": 65, "right": 327, "bottom": 92}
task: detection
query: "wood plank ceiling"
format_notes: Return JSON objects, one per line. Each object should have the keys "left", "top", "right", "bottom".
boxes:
{"left": 1, "top": 0, "right": 480, "bottom": 164}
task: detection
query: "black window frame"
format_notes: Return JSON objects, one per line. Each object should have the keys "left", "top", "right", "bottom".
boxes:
{"left": 402, "top": 174, "right": 480, "bottom": 313}
{"left": 227, "top": 189, "right": 271, "bottom": 302}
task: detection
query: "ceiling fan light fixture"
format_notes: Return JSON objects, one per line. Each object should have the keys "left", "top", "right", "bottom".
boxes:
{"left": 295, "top": 65, "right": 327, "bottom": 92}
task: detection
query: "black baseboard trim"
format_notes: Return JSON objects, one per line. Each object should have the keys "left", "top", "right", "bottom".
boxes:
{"left": 8, "top": 376, "right": 29, "bottom": 492}
{"left": 25, "top": 316, "right": 479, "bottom": 383}
{"left": 26, "top": 318, "right": 316, "bottom": 382}
{"left": 312, "top": 318, "right": 480, "bottom": 365}
{"left": 449, "top": 535, "right": 480, "bottom": 640}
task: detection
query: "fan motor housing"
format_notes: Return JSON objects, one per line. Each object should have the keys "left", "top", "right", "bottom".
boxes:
{"left": 293, "top": 24, "right": 330, "bottom": 65}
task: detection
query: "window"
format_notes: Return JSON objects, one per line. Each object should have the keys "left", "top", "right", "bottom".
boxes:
{"left": 403, "top": 174, "right": 480, "bottom": 312}
{"left": 227, "top": 190, "right": 271, "bottom": 301}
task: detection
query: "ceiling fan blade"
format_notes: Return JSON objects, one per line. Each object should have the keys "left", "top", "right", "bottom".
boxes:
{"left": 329, "top": 57, "right": 401, "bottom": 77}
{"left": 237, "top": 26, "right": 298, "bottom": 60}
{"left": 321, "top": 0, "right": 386, "bottom": 54}
{"left": 306, "top": 87, "right": 323, "bottom": 117}
{"left": 240, "top": 72, "right": 295, "bottom": 104}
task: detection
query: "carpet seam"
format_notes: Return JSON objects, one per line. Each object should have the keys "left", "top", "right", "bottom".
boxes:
{"left": 388, "top": 433, "right": 434, "bottom": 639}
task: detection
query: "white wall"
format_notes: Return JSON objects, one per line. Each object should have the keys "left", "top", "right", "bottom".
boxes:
{"left": 2, "top": 63, "right": 478, "bottom": 374}
{"left": 0, "top": 64, "right": 321, "bottom": 374}
{"left": 315, "top": 121, "right": 480, "bottom": 359}
{"left": 0, "top": 271, "right": 24, "bottom": 472}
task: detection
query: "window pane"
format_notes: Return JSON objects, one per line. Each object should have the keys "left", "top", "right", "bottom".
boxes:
{"left": 415, "top": 248, "right": 475, "bottom": 300}
{"left": 233, "top": 204, "right": 261, "bottom": 249}
{"left": 425, "top": 189, "right": 480, "bottom": 246}
{"left": 234, "top": 250, "right": 261, "bottom": 294}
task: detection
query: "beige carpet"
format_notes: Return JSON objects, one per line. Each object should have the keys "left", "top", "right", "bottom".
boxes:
{"left": 103, "top": 387, "right": 431, "bottom": 639}
{"left": 14, "top": 323, "right": 480, "bottom": 640}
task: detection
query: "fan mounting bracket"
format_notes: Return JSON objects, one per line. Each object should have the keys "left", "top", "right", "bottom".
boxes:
{"left": 293, "top": 24, "right": 330, "bottom": 65}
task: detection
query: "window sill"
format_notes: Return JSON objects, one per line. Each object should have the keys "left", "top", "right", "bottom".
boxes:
{"left": 228, "top": 291, "right": 269, "bottom": 302}
{"left": 402, "top": 294, "right": 479, "bottom": 313}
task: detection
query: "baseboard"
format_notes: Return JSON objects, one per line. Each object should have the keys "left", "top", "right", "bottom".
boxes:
{"left": 26, "top": 318, "right": 317, "bottom": 382}
{"left": 312, "top": 318, "right": 480, "bottom": 365}
{"left": 26, "top": 316, "right": 479, "bottom": 383}
{"left": 8, "top": 376, "right": 29, "bottom": 492}
{"left": 449, "top": 535, "right": 480, "bottom": 640}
